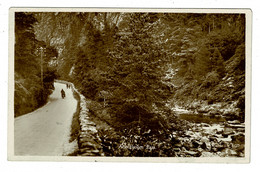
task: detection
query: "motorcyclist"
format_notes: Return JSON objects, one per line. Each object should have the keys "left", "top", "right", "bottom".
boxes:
{"left": 61, "top": 89, "right": 65, "bottom": 99}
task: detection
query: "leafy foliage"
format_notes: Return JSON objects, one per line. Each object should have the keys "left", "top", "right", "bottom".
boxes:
{"left": 14, "top": 12, "right": 57, "bottom": 117}
{"left": 31, "top": 12, "right": 246, "bottom": 156}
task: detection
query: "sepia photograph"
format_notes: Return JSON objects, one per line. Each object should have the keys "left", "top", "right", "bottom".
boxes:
{"left": 8, "top": 8, "right": 251, "bottom": 162}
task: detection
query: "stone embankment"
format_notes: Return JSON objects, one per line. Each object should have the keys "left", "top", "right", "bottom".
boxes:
{"left": 76, "top": 93, "right": 104, "bottom": 156}
{"left": 56, "top": 80, "right": 103, "bottom": 156}
{"left": 72, "top": 87, "right": 104, "bottom": 156}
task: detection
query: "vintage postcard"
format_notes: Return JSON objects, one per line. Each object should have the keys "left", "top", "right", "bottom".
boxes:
{"left": 8, "top": 8, "right": 251, "bottom": 163}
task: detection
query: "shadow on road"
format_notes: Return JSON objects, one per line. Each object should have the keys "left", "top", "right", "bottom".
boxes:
{"left": 48, "top": 97, "right": 59, "bottom": 102}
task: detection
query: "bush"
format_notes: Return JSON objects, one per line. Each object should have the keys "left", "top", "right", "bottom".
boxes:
{"left": 203, "top": 71, "right": 220, "bottom": 88}
{"left": 225, "top": 44, "right": 245, "bottom": 74}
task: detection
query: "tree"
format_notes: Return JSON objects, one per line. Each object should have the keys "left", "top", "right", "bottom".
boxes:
{"left": 14, "top": 12, "right": 57, "bottom": 117}
{"left": 193, "top": 46, "right": 212, "bottom": 80}
{"left": 102, "top": 13, "right": 171, "bottom": 130}
{"left": 211, "top": 47, "right": 224, "bottom": 76}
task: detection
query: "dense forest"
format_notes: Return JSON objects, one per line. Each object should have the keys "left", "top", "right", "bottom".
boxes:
{"left": 15, "top": 12, "right": 245, "bottom": 157}
{"left": 15, "top": 12, "right": 58, "bottom": 117}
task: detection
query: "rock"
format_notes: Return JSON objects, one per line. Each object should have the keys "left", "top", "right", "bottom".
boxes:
{"left": 80, "top": 131, "right": 96, "bottom": 138}
{"left": 80, "top": 152, "right": 97, "bottom": 156}
{"left": 192, "top": 141, "right": 200, "bottom": 148}
{"left": 229, "top": 149, "right": 237, "bottom": 156}
{"left": 227, "top": 123, "right": 245, "bottom": 129}
{"left": 201, "top": 151, "right": 215, "bottom": 157}
{"left": 91, "top": 149, "right": 101, "bottom": 154}
{"left": 231, "top": 134, "right": 245, "bottom": 144}
{"left": 201, "top": 142, "right": 207, "bottom": 149}
{"left": 173, "top": 148, "right": 181, "bottom": 152}
{"left": 201, "top": 123, "right": 210, "bottom": 127}
{"left": 238, "top": 152, "right": 245, "bottom": 157}
{"left": 209, "top": 136, "right": 217, "bottom": 142}
{"left": 222, "top": 142, "right": 229, "bottom": 149}
{"left": 200, "top": 136, "right": 209, "bottom": 143}
{"left": 81, "top": 125, "right": 98, "bottom": 133}
{"left": 79, "top": 116, "right": 89, "bottom": 120}
{"left": 202, "top": 124, "right": 224, "bottom": 135}
{"left": 221, "top": 148, "right": 237, "bottom": 156}
{"left": 234, "top": 144, "right": 244, "bottom": 152}
{"left": 81, "top": 128, "right": 98, "bottom": 134}
{"left": 209, "top": 110, "right": 220, "bottom": 116}
{"left": 183, "top": 142, "right": 192, "bottom": 150}
{"left": 171, "top": 137, "right": 181, "bottom": 144}
{"left": 184, "top": 150, "right": 200, "bottom": 157}
{"left": 183, "top": 134, "right": 192, "bottom": 138}
{"left": 228, "top": 120, "right": 241, "bottom": 124}
{"left": 186, "top": 130, "right": 194, "bottom": 135}
{"left": 94, "top": 137, "right": 102, "bottom": 143}
{"left": 198, "top": 108, "right": 209, "bottom": 113}
{"left": 215, "top": 143, "right": 225, "bottom": 152}
{"left": 79, "top": 133, "right": 93, "bottom": 138}
{"left": 211, "top": 147, "right": 218, "bottom": 152}
{"left": 174, "top": 143, "right": 182, "bottom": 148}
{"left": 80, "top": 142, "right": 97, "bottom": 149}
{"left": 82, "top": 149, "right": 100, "bottom": 155}
{"left": 222, "top": 128, "right": 234, "bottom": 138}
{"left": 205, "top": 142, "right": 211, "bottom": 150}
{"left": 236, "top": 128, "right": 245, "bottom": 133}
{"left": 79, "top": 137, "right": 97, "bottom": 144}
{"left": 82, "top": 120, "right": 96, "bottom": 126}
{"left": 216, "top": 130, "right": 223, "bottom": 135}
{"left": 79, "top": 147, "right": 92, "bottom": 154}
{"left": 216, "top": 136, "right": 232, "bottom": 142}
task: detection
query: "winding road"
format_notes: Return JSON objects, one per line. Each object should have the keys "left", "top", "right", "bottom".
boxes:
{"left": 14, "top": 82, "right": 77, "bottom": 156}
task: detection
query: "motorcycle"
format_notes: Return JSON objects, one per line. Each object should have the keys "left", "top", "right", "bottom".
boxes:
{"left": 61, "top": 89, "right": 66, "bottom": 99}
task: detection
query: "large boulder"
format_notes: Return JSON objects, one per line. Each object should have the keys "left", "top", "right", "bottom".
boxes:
{"left": 231, "top": 134, "right": 245, "bottom": 144}
{"left": 222, "top": 127, "right": 234, "bottom": 138}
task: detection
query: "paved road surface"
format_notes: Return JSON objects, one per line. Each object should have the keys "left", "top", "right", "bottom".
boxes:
{"left": 14, "top": 82, "right": 77, "bottom": 156}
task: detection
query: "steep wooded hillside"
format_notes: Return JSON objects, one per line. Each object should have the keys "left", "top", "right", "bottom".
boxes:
{"left": 15, "top": 12, "right": 57, "bottom": 117}
{"left": 31, "top": 12, "right": 246, "bottom": 157}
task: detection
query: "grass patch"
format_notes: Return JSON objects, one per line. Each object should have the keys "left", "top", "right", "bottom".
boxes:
{"left": 67, "top": 89, "right": 81, "bottom": 156}
{"left": 69, "top": 90, "right": 81, "bottom": 143}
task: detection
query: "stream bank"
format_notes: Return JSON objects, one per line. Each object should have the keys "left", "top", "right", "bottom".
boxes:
{"left": 171, "top": 105, "right": 245, "bottom": 157}
{"left": 79, "top": 99, "right": 245, "bottom": 157}
{"left": 67, "top": 82, "right": 245, "bottom": 157}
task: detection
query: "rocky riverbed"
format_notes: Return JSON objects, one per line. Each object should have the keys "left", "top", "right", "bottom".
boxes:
{"left": 170, "top": 119, "right": 245, "bottom": 157}
{"left": 170, "top": 104, "right": 245, "bottom": 157}
{"left": 73, "top": 95, "right": 245, "bottom": 157}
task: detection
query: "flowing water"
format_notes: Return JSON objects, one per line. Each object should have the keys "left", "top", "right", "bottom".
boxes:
{"left": 179, "top": 113, "right": 226, "bottom": 124}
